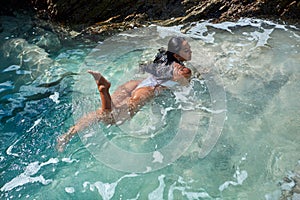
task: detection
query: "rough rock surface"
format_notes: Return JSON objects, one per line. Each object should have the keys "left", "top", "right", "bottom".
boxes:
{"left": 1, "top": 0, "right": 299, "bottom": 37}
{"left": 28, "top": 0, "right": 300, "bottom": 25}
{"left": 280, "top": 162, "right": 300, "bottom": 200}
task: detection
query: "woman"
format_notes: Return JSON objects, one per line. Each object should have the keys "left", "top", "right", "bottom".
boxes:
{"left": 57, "top": 37, "right": 192, "bottom": 151}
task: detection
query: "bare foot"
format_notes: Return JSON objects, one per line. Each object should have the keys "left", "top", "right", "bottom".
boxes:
{"left": 56, "top": 134, "right": 69, "bottom": 152}
{"left": 87, "top": 70, "right": 111, "bottom": 89}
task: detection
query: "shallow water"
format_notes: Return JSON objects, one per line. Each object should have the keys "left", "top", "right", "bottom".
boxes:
{"left": 0, "top": 14, "right": 300, "bottom": 200}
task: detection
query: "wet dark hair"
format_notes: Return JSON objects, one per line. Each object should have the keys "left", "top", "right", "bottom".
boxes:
{"left": 139, "top": 37, "right": 186, "bottom": 79}
{"left": 152, "top": 37, "right": 186, "bottom": 66}
{"left": 167, "top": 36, "right": 186, "bottom": 55}
{"left": 166, "top": 37, "right": 186, "bottom": 65}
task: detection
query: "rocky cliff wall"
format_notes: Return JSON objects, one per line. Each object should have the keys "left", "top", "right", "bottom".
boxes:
{"left": 29, "top": 0, "right": 299, "bottom": 24}
{"left": 0, "top": 0, "right": 299, "bottom": 38}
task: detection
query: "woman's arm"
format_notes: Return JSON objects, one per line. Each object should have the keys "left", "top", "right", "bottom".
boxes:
{"left": 172, "top": 63, "right": 192, "bottom": 85}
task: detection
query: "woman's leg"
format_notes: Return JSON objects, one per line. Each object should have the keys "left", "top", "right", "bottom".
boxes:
{"left": 127, "top": 86, "right": 156, "bottom": 117}
{"left": 108, "top": 86, "right": 156, "bottom": 123}
{"left": 87, "top": 70, "right": 112, "bottom": 110}
{"left": 57, "top": 110, "right": 100, "bottom": 152}
{"left": 57, "top": 71, "right": 154, "bottom": 151}
{"left": 111, "top": 80, "right": 142, "bottom": 107}
{"left": 57, "top": 70, "right": 114, "bottom": 151}
{"left": 88, "top": 70, "right": 144, "bottom": 109}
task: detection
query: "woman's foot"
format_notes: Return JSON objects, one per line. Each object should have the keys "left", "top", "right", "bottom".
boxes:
{"left": 88, "top": 70, "right": 113, "bottom": 110}
{"left": 56, "top": 126, "right": 77, "bottom": 152}
{"left": 87, "top": 70, "right": 111, "bottom": 91}
{"left": 56, "top": 134, "right": 69, "bottom": 152}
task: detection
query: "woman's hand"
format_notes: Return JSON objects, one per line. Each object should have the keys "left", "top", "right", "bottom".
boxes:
{"left": 172, "top": 63, "right": 191, "bottom": 85}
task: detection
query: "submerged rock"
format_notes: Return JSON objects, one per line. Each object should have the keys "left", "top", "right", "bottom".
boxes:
{"left": 1, "top": 38, "right": 54, "bottom": 79}
{"left": 280, "top": 162, "right": 300, "bottom": 200}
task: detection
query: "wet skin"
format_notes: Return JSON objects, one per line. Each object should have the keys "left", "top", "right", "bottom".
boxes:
{"left": 57, "top": 40, "right": 193, "bottom": 152}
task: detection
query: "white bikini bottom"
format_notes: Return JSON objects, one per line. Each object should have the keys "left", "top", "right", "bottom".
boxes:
{"left": 136, "top": 75, "right": 178, "bottom": 89}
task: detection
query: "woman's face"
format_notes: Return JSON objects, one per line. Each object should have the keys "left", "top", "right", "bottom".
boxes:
{"left": 177, "top": 40, "right": 192, "bottom": 61}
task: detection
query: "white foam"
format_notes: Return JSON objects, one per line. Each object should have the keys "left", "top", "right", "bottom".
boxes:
{"left": 145, "top": 167, "right": 152, "bottom": 173}
{"left": 1, "top": 158, "right": 58, "bottom": 192}
{"left": 3, "top": 65, "right": 20, "bottom": 72}
{"left": 65, "top": 187, "right": 75, "bottom": 194}
{"left": 152, "top": 151, "right": 164, "bottom": 163}
{"left": 156, "top": 25, "right": 184, "bottom": 39}
{"left": 219, "top": 167, "right": 248, "bottom": 192}
{"left": 26, "top": 118, "right": 42, "bottom": 133}
{"left": 62, "top": 157, "right": 78, "bottom": 163}
{"left": 1, "top": 175, "right": 52, "bottom": 192}
{"left": 185, "top": 21, "right": 215, "bottom": 43}
{"left": 83, "top": 173, "right": 137, "bottom": 200}
{"left": 0, "top": 81, "right": 14, "bottom": 93}
{"left": 16, "top": 70, "right": 31, "bottom": 75}
{"left": 40, "top": 158, "right": 59, "bottom": 167}
{"left": 183, "top": 191, "right": 211, "bottom": 199}
{"left": 118, "top": 33, "right": 144, "bottom": 38}
{"left": 210, "top": 21, "right": 237, "bottom": 33}
{"left": 148, "top": 175, "right": 165, "bottom": 200}
{"left": 250, "top": 28, "right": 274, "bottom": 47}
{"left": 185, "top": 18, "right": 290, "bottom": 47}
{"left": 49, "top": 92, "right": 60, "bottom": 104}
{"left": 198, "top": 106, "right": 227, "bottom": 114}
{"left": 168, "top": 176, "right": 212, "bottom": 200}
{"left": 6, "top": 139, "right": 20, "bottom": 157}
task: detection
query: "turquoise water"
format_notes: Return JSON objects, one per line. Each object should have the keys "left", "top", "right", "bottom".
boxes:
{"left": 1, "top": 14, "right": 300, "bottom": 200}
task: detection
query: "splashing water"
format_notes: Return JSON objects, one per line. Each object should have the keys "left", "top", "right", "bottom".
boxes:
{"left": 0, "top": 14, "right": 299, "bottom": 200}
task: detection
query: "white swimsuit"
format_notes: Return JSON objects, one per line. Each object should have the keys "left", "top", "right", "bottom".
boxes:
{"left": 136, "top": 75, "right": 178, "bottom": 89}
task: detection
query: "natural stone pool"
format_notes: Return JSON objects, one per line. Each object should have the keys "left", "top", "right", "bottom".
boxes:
{"left": 0, "top": 15, "right": 299, "bottom": 199}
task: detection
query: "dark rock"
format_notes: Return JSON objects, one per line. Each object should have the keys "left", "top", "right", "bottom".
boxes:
{"left": 28, "top": 0, "right": 299, "bottom": 25}
{"left": 279, "top": 162, "right": 300, "bottom": 199}
{"left": 0, "top": 0, "right": 32, "bottom": 15}
{"left": 1, "top": 0, "right": 299, "bottom": 39}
